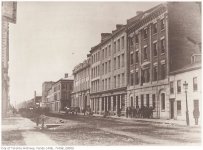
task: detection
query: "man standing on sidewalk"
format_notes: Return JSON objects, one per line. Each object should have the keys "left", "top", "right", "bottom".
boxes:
{"left": 193, "top": 108, "right": 200, "bottom": 125}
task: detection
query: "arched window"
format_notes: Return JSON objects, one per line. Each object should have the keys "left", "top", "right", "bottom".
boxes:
{"left": 161, "top": 93, "right": 165, "bottom": 110}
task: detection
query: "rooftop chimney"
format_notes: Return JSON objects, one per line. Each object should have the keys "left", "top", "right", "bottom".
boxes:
{"left": 116, "top": 24, "right": 123, "bottom": 30}
{"left": 136, "top": 11, "right": 143, "bottom": 16}
{"left": 101, "top": 33, "right": 111, "bottom": 42}
{"left": 65, "top": 73, "right": 69, "bottom": 78}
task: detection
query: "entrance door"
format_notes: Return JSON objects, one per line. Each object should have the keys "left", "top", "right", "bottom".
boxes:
{"left": 170, "top": 99, "right": 174, "bottom": 119}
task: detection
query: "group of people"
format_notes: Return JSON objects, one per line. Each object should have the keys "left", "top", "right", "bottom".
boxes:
{"left": 126, "top": 106, "right": 154, "bottom": 119}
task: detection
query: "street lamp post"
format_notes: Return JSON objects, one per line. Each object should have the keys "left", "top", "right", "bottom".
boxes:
{"left": 183, "top": 81, "right": 190, "bottom": 126}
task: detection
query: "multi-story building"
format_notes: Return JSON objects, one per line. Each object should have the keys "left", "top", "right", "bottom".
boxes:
{"left": 169, "top": 60, "right": 201, "bottom": 125}
{"left": 90, "top": 24, "right": 128, "bottom": 116}
{"left": 41, "top": 81, "right": 55, "bottom": 108}
{"left": 2, "top": 1, "right": 17, "bottom": 118}
{"left": 71, "top": 56, "right": 91, "bottom": 110}
{"left": 46, "top": 75, "right": 73, "bottom": 112}
{"left": 126, "top": 2, "right": 201, "bottom": 119}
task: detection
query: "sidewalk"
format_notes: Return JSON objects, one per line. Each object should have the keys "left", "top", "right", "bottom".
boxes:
{"left": 2, "top": 115, "right": 58, "bottom": 146}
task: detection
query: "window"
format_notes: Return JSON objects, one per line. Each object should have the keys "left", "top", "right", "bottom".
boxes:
{"left": 143, "top": 68, "right": 150, "bottom": 83}
{"left": 153, "top": 66, "right": 158, "bottom": 81}
{"left": 108, "top": 78, "right": 111, "bottom": 89}
{"left": 105, "top": 47, "right": 107, "bottom": 58}
{"left": 102, "top": 98, "right": 104, "bottom": 111}
{"left": 105, "top": 62, "right": 107, "bottom": 74}
{"left": 170, "top": 82, "right": 174, "bottom": 94}
{"left": 146, "top": 94, "right": 149, "bottom": 107}
{"left": 177, "top": 101, "right": 181, "bottom": 115}
{"left": 135, "top": 71, "right": 139, "bottom": 85}
{"left": 109, "top": 45, "right": 111, "bottom": 56}
{"left": 114, "top": 41, "right": 116, "bottom": 53}
{"left": 129, "top": 38, "right": 133, "bottom": 48}
{"left": 177, "top": 80, "right": 181, "bottom": 93}
{"left": 118, "top": 55, "right": 120, "bottom": 69}
{"left": 135, "top": 34, "right": 139, "bottom": 43}
{"left": 141, "top": 95, "right": 144, "bottom": 107}
{"left": 161, "top": 63, "right": 166, "bottom": 79}
{"left": 153, "top": 42, "right": 158, "bottom": 56}
{"left": 122, "top": 54, "right": 125, "bottom": 67}
{"left": 105, "top": 79, "right": 107, "bottom": 90}
{"left": 153, "top": 23, "right": 158, "bottom": 34}
{"left": 102, "top": 49, "right": 104, "bottom": 59}
{"left": 121, "top": 36, "right": 124, "bottom": 49}
{"left": 130, "top": 73, "right": 134, "bottom": 86}
{"left": 152, "top": 94, "right": 156, "bottom": 109}
{"left": 102, "top": 64, "right": 104, "bottom": 75}
{"left": 130, "top": 53, "right": 134, "bottom": 65}
{"left": 135, "top": 51, "right": 139, "bottom": 63}
{"left": 144, "top": 47, "right": 148, "bottom": 60}
{"left": 108, "top": 60, "right": 111, "bottom": 72}
{"left": 161, "top": 39, "right": 165, "bottom": 53}
{"left": 114, "top": 76, "right": 116, "bottom": 88}
{"left": 161, "top": 93, "right": 165, "bottom": 110}
{"left": 136, "top": 96, "right": 139, "bottom": 107}
{"left": 193, "top": 77, "right": 198, "bottom": 91}
{"left": 143, "top": 28, "right": 148, "bottom": 39}
{"left": 114, "top": 57, "right": 116, "bottom": 70}
{"left": 122, "top": 73, "right": 125, "bottom": 86}
{"left": 118, "top": 74, "right": 120, "bottom": 88}
{"left": 118, "top": 39, "right": 120, "bottom": 51}
{"left": 161, "top": 18, "right": 165, "bottom": 30}
{"left": 131, "top": 97, "right": 133, "bottom": 107}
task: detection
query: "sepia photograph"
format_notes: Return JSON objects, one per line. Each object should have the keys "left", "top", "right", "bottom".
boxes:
{"left": 1, "top": 0, "right": 202, "bottom": 146}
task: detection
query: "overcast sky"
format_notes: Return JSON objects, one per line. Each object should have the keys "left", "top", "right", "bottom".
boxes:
{"left": 9, "top": 2, "right": 161, "bottom": 105}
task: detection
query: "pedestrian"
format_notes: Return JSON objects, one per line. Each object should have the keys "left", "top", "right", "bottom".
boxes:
{"left": 193, "top": 109, "right": 200, "bottom": 125}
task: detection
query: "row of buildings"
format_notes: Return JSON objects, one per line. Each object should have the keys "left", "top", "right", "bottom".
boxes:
{"left": 71, "top": 2, "right": 201, "bottom": 125}
{"left": 18, "top": 2, "right": 201, "bottom": 126}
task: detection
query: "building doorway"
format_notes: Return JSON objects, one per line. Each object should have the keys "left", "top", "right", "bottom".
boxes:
{"left": 170, "top": 99, "right": 175, "bottom": 119}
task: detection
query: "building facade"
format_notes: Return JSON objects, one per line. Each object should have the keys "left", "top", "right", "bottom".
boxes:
{"left": 169, "top": 62, "right": 201, "bottom": 125}
{"left": 71, "top": 56, "right": 91, "bottom": 111}
{"left": 46, "top": 78, "right": 73, "bottom": 112}
{"left": 2, "top": 1, "right": 17, "bottom": 117}
{"left": 126, "top": 2, "right": 201, "bottom": 119}
{"left": 89, "top": 25, "right": 128, "bottom": 116}
{"left": 41, "top": 81, "right": 55, "bottom": 108}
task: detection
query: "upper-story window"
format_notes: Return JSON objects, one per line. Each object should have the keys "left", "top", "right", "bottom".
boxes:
{"left": 102, "top": 49, "right": 104, "bottom": 59}
{"left": 135, "top": 51, "right": 139, "bottom": 63}
{"left": 118, "top": 55, "right": 120, "bottom": 69}
{"left": 177, "top": 80, "right": 181, "bottom": 93}
{"left": 153, "top": 66, "right": 158, "bottom": 81}
{"left": 130, "top": 53, "right": 134, "bottom": 65}
{"left": 153, "top": 23, "right": 158, "bottom": 34}
{"left": 170, "top": 81, "right": 174, "bottom": 94}
{"left": 105, "top": 47, "right": 107, "bottom": 58}
{"left": 121, "top": 36, "right": 125, "bottom": 49}
{"left": 129, "top": 37, "right": 133, "bottom": 48}
{"left": 161, "top": 63, "right": 166, "bottom": 79}
{"left": 114, "top": 76, "right": 117, "bottom": 88}
{"left": 118, "top": 39, "right": 120, "bottom": 51}
{"left": 144, "top": 46, "right": 148, "bottom": 60}
{"left": 109, "top": 45, "right": 111, "bottom": 56}
{"left": 98, "top": 51, "right": 100, "bottom": 61}
{"left": 193, "top": 77, "right": 198, "bottom": 91}
{"left": 153, "top": 42, "right": 158, "bottom": 57}
{"left": 161, "top": 18, "right": 165, "bottom": 30}
{"left": 135, "top": 34, "right": 139, "bottom": 44}
{"left": 122, "top": 53, "right": 125, "bottom": 67}
{"left": 118, "top": 74, "right": 120, "bottom": 88}
{"left": 114, "top": 41, "right": 116, "bottom": 53}
{"left": 114, "top": 57, "right": 116, "bottom": 70}
{"left": 142, "top": 68, "right": 150, "bottom": 83}
{"left": 108, "top": 60, "right": 111, "bottom": 72}
{"left": 130, "top": 72, "right": 134, "bottom": 86}
{"left": 161, "top": 39, "right": 166, "bottom": 54}
{"left": 143, "top": 28, "right": 148, "bottom": 39}
{"left": 135, "top": 71, "right": 139, "bottom": 85}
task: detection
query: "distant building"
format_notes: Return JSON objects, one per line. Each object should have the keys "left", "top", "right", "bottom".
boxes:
{"left": 72, "top": 55, "right": 91, "bottom": 111}
{"left": 2, "top": 1, "right": 17, "bottom": 118}
{"left": 41, "top": 81, "right": 55, "bottom": 107}
{"left": 126, "top": 2, "right": 201, "bottom": 119}
{"left": 46, "top": 75, "right": 73, "bottom": 112}
{"left": 169, "top": 61, "right": 201, "bottom": 125}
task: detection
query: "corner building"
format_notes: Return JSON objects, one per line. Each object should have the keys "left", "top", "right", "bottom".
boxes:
{"left": 126, "top": 2, "right": 201, "bottom": 119}
{"left": 90, "top": 25, "right": 127, "bottom": 116}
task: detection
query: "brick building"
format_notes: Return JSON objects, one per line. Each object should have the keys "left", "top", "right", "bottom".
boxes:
{"left": 46, "top": 76, "right": 73, "bottom": 112}
{"left": 41, "top": 81, "right": 55, "bottom": 107}
{"left": 89, "top": 24, "right": 128, "bottom": 116}
{"left": 71, "top": 56, "right": 91, "bottom": 110}
{"left": 2, "top": 1, "right": 17, "bottom": 117}
{"left": 126, "top": 2, "right": 201, "bottom": 119}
